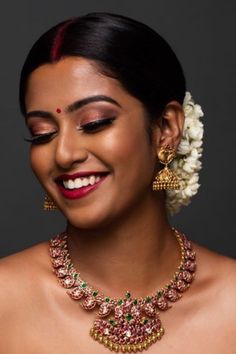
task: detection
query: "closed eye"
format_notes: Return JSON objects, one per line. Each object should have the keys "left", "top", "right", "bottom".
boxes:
{"left": 24, "top": 131, "right": 57, "bottom": 145}
{"left": 78, "top": 117, "right": 116, "bottom": 133}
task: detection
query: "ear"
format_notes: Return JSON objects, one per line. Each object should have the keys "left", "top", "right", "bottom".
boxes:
{"left": 154, "top": 101, "right": 185, "bottom": 150}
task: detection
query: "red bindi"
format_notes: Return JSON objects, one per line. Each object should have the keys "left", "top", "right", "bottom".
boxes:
{"left": 56, "top": 108, "right": 61, "bottom": 114}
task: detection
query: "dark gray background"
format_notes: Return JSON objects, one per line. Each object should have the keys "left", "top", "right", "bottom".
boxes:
{"left": 1, "top": 1, "right": 235, "bottom": 258}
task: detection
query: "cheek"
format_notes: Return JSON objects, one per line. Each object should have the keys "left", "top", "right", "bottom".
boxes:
{"left": 30, "top": 147, "right": 52, "bottom": 184}
{"left": 98, "top": 122, "right": 155, "bottom": 183}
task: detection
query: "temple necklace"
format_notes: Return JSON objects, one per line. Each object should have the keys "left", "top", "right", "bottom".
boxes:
{"left": 49, "top": 228, "right": 196, "bottom": 352}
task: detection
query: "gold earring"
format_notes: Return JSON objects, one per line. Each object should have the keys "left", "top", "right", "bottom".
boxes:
{"left": 152, "top": 146, "right": 180, "bottom": 191}
{"left": 43, "top": 195, "right": 57, "bottom": 210}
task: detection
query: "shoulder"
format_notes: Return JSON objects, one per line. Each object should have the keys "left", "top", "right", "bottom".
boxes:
{"left": 195, "top": 242, "right": 236, "bottom": 286}
{"left": 193, "top": 242, "right": 236, "bottom": 325}
{"left": 0, "top": 241, "right": 51, "bottom": 310}
{"left": 0, "top": 240, "right": 50, "bottom": 274}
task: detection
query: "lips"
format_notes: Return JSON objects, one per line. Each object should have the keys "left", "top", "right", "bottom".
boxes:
{"left": 55, "top": 171, "right": 109, "bottom": 200}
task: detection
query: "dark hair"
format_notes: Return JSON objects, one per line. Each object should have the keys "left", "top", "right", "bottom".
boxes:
{"left": 19, "top": 12, "right": 186, "bottom": 121}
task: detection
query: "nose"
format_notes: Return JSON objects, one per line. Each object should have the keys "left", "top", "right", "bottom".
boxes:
{"left": 54, "top": 127, "right": 88, "bottom": 170}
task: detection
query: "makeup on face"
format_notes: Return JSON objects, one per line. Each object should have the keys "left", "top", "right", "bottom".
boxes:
{"left": 26, "top": 95, "right": 121, "bottom": 120}
{"left": 25, "top": 57, "right": 153, "bottom": 230}
{"left": 25, "top": 96, "right": 121, "bottom": 144}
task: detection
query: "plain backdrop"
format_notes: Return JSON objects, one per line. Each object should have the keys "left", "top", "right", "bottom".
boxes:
{"left": 0, "top": 0, "right": 235, "bottom": 258}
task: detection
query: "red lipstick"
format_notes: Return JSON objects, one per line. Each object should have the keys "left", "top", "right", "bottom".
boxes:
{"left": 56, "top": 171, "right": 109, "bottom": 200}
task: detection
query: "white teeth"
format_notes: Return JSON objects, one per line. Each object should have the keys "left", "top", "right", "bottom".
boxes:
{"left": 74, "top": 178, "right": 82, "bottom": 188}
{"left": 63, "top": 180, "right": 69, "bottom": 189}
{"left": 89, "top": 175, "right": 96, "bottom": 185}
{"left": 82, "top": 178, "right": 89, "bottom": 187}
{"left": 62, "top": 175, "right": 103, "bottom": 190}
{"left": 68, "top": 179, "right": 75, "bottom": 189}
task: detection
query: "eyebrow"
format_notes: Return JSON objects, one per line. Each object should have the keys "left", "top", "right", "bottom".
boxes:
{"left": 25, "top": 95, "right": 122, "bottom": 119}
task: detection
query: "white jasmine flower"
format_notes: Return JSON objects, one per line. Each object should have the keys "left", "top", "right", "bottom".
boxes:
{"left": 166, "top": 91, "right": 204, "bottom": 215}
{"left": 188, "top": 125, "right": 203, "bottom": 140}
{"left": 177, "top": 139, "right": 191, "bottom": 155}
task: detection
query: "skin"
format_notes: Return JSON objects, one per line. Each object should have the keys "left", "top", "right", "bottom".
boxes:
{"left": 0, "top": 57, "right": 236, "bottom": 353}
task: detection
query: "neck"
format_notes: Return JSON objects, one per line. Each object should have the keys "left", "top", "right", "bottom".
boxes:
{"left": 66, "top": 193, "right": 180, "bottom": 299}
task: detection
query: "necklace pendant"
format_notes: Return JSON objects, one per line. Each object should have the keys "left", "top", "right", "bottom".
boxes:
{"left": 90, "top": 297, "right": 164, "bottom": 352}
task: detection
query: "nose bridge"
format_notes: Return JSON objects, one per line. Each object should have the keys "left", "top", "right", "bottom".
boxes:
{"left": 55, "top": 124, "right": 88, "bottom": 168}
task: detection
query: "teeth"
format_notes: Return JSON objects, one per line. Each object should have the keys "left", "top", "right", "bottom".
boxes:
{"left": 74, "top": 178, "right": 82, "bottom": 188}
{"left": 68, "top": 180, "right": 75, "bottom": 189}
{"left": 89, "top": 176, "right": 96, "bottom": 185}
{"left": 82, "top": 178, "right": 89, "bottom": 187}
{"left": 63, "top": 180, "right": 69, "bottom": 189}
{"left": 62, "top": 175, "right": 102, "bottom": 190}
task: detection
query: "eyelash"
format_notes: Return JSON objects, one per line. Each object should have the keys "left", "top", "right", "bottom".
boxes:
{"left": 25, "top": 117, "right": 116, "bottom": 144}
{"left": 78, "top": 117, "right": 116, "bottom": 133}
{"left": 24, "top": 132, "right": 56, "bottom": 145}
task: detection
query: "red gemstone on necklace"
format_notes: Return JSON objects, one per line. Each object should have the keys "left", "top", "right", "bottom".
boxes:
{"left": 50, "top": 247, "right": 62, "bottom": 258}
{"left": 143, "top": 302, "right": 156, "bottom": 317}
{"left": 56, "top": 108, "right": 61, "bottom": 113}
{"left": 55, "top": 266, "right": 68, "bottom": 278}
{"left": 82, "top": 296, "right": 97, "bottom": 310}
{"left": 60, "top": 275, "right": 75, "bottom": 288}
{"left": 98, "top": 303, "right": 112, "bottom": 317}
{"left": 67, "top": 286, "right": 84, "bottom": 300}
{"left": 174, "top": 279, "right": 188, "bottom": 292}
{"left": 155, "top": 296, "right": 169, "bottom": 310}
{"left": 166, "top": 289, "right": 180, "bottom": 302}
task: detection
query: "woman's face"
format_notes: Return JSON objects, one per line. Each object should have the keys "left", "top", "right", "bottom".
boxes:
{"left": 25, "top": 57, "right": 159, "bottom": 228}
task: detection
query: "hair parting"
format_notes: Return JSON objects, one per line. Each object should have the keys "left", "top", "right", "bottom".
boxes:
{"left": 19, "top": 12, "right": 186, "bottom": 119}
{"left": 50, "top": 19, "right": 75, "bottom": 61}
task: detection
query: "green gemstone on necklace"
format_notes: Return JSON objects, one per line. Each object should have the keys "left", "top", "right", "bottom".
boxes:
{"left": 73, "top": 273, "right": 78, "bottom": 279}
{"left": 157, "top": 291, "right": 163, "bottom": 298}
{"left": 133, "top": 299, "right": 138, "bottom": 305}
{"left": 126, "top": 313, "right": 132, "bottom": 321}
{"left": 109, "top": 319, "right": 117, "bottom": 326}
{"left": 141, "top": 318, "right": 149, "bottom": 325}
{"left": 82, "top": 282, "right": 87, "bottom": 288}
{"left": 105, "top": 297, "right": 110, "bottom": 303}
{"left": 126, "top": 291, "right": 131, "bottom": 299}
{"left": 118, "top": 299, "right": 123, "bottom": 305}
{"left": 146, "top": 296, "right": 151, "bottom": 303}
{"left": 93, "top": 291, "right": 98, "bottom": 297}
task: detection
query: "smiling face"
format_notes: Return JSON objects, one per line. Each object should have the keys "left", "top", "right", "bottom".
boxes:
{"left": 25, "top": 57, "right": 160, "bottom": 228}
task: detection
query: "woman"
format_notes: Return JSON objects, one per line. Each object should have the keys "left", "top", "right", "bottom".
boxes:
{"left": 0, "top": 12, "right": 236, "bottom": 353}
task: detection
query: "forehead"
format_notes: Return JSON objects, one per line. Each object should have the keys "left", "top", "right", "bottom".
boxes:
{"left": 25, "top": 57, "right": 123, "bottom": 109}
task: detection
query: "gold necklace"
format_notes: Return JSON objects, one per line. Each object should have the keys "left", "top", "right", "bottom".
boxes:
{"left": 49, "top": 228, "right": 196, "bottom": 352}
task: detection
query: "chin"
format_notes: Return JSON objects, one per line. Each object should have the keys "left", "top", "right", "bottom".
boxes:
{"left": 64, "top": 206, "right": 114, "bottom": 230}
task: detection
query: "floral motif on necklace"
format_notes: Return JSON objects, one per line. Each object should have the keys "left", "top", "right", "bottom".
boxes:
{"left": 49, "top": 228, "right": 196, "bottom": 352}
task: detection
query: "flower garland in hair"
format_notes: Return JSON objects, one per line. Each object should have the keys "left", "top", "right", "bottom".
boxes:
{"left": 166, "top": 92, "right": 204, "bottom": 215}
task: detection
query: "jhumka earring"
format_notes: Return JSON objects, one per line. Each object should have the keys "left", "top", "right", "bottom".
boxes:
{"left": 43, "top": 195, "right": 57, "bottom": 211}
{"left": 152, "top": 146, "right": 180, "bottom": 191}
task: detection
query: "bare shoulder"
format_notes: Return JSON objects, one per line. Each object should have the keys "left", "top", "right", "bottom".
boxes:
{"left": 0, "top": 240, "right": 50, "bottom": 272}
{"left": 0, "top": 241, "right": 64, "bottom": 352}
{"left": 195, "top": 241, "right": 236, "bottom": 284}
{"left": 0, "top": 241, "right": 51, "bottom": 308}
{"left": 194, "top": 241, "right": 236, "bottom": 320}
